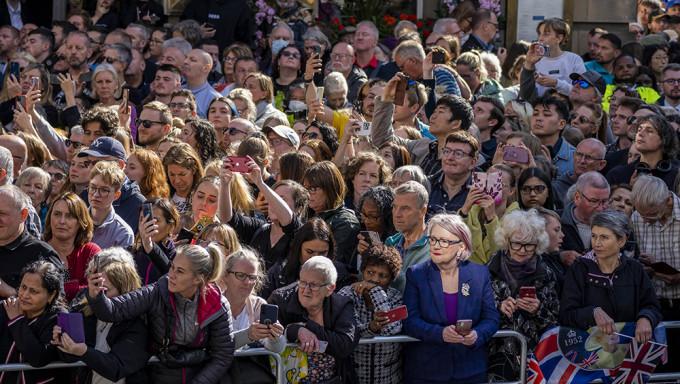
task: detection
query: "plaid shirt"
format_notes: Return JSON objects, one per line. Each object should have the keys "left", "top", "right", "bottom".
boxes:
{"left": 338, "top": 285, "right": 403, "bottom": 384}
{"left": 632, "top": 194, "right": 680, "bottom": 299}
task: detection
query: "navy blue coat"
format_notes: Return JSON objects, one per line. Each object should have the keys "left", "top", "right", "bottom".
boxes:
{"left": 403, "top": 259, "right": 500, "bottom": 383}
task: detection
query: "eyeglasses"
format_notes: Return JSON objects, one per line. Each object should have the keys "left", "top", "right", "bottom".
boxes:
{"left": 88, "top": 185, "right": 112, "bottom": 197}
{"left": 269, "top": 137, "right": 292, "bottom": 147}
{"left": 426, "top": 236, "right": 463, "bottom": 248}
{"left": 441, "top": 148, "right": 471, "bottom": 159}
{"left": 101, "top": 56, "right": 121, "bottom": 64}
{"left": 197, "top": 239, "right": 228, "bottom": 249}
{"left": 281, "top": 51, "right": 301, "bottom": 59}
{"left": 49, "top": 172, "right": 67, "bottom": 181}
{"left": 487, "top": 21, "right": 499, "bottom": 29}
{"left": 574, "top": 151, "right": 603, "bottom": 162}
{"left": 572, "top": 80, "right": 591, "bottom": 89}
{"left": 135, "top": 118, "right": 165, "bottom": 128}
{"left": 520, "top": 185, "right": 547, "bottom": 195}
{"left": 84, "top": 160, "right": 100, "bottom": 168}
{"left": 570, "top": 112, "right": 595, "bottom": 125}
{"left": 653, "top": 55, "right": 669, "bottom": 62}
{"left": 57, "top": 55, "right": 67, "bottom": 61}
{"left": 302, "top": 132, "right": 318, "bottom": 140}
{"left": 578, "top": 192, "right": 610, "bottom": 208}
{"left": 227, "top": 270, "right": 260, "bottom": 283}
{"left": 626, "top": 115, "right": 637, "bottom": 125}
{"left": 637, "top": 207, "right": 665, "bottom": 222}
{"left": 298, "top": 280, "right": 328, "bottom": 292}
{"left": 65, "top": 139, "right": 85, "bottom": 149}
{"left": 306, "top": 186, "right": 321, "bottom": 194}
{"left": 236, "top": 108, "right": 247, "bottom": 116}
{"left": 360, "top": 212, "right": 381, "bottom": 222}
{"left": 663, "top": 78, "right": 680, "bottom": 85}
{"left": 450, "top": 29, "right": 466, "bottom": 38}
{"left": 224, "top": 127, "right": 248, "bottom": 136}
{"left": 223, "top": 57, "right": 238, "bottom": 63}
{"left": 509, "top": 241, "right": 537, "bottom": 252}
{"left": 168, "top": 102, "right": 190, "bottom": 109}
{"left": 330, "top": 53, "right": 352, "bottom": 60}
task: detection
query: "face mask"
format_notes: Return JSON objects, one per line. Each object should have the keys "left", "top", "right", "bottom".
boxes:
{"left": 276, "top": 0, "right": 296, "bottom": 8}
{"left": 288, "top": 100, "right": 307, "bottom": 111}
{"left": 271, "top": 39, "right": 289, "bottom": 56}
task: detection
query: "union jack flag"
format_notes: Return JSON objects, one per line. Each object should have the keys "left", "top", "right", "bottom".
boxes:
{"left": 578, "top": 351, "right": 599, "bottom": 368}
{"left": 565, "top": 350, "right": 578, "bottom": 362}
{"left": 527, "top": 355, "right": 547, "bottom": 384}
{"left": 611, "top": 339, "right": 667, "bottom": 384}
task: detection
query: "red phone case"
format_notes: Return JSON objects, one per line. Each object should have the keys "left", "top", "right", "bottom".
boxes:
{"left": 227, "top": 156, "right": 249, "bottom": 172}
{"left": 383, "top": 305, "right": 408, "bottom": 323}
{"left": 519, "top": 286, "right": 536, "bottom": 299}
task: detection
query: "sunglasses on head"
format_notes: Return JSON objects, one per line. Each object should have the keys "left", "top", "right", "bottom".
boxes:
{"left": 135, "top": 118, "right": 165, "bottom": 128}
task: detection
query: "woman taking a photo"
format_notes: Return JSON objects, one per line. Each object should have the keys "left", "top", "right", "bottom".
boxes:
{"left": 403, "top": 213, "right": 499, "bottom": 384}
{"left": 487, "top": 209, "right": 560, "bottom": 381}
{"left": 339, "top": 244, "right": 404, "bottom": 384}
{"left": 135, "top": 198, "right": 180, "bottom": 285}
{"left": 87, "top": 244, "right": 235, "bottom": 383}
{"left": 269, "top": 256, "right": 360, "bottom": 384}
{"left": 43, "top": 192, "right": 101, "bottom": 301}
{"left": 52, "top": 247, "right": 149, "bottom": 383}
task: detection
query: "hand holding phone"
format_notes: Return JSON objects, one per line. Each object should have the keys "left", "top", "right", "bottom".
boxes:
{"left": 57, "top": 313, "right": 86, "bottom": 343}
{"left": 519, "top": 286, "right": 536, "bottom": 299}
{"left": 503, "top": 146, "right": 529, "bottom": 164}
{"left": 177, "top": 228, "right": 195, "bottom": 243}
{"left": 142, "top": 203, "right": 154, "bottom": 221}
{"left": 226, "top": 156, "right": 249, "bottom": 172}
{"left": 121, "top": 88, "right": 129, "bottom": 110}
{"left": 432, "top": 50, "right": 445, "bottom": 64}
{"left": 534, "top": 43, "right": 551, "bottom": 57}
{"left": 354, "top": 122, "right": 372, "bottom": 136}
{"left": 383, "top": 305, "right": 408, "bottom": 323}
{"left": 260, "top": 304, "right": 278, "bottom": 326}
{"left": 394, "top": 74, "right": 409, "bottom": 106}
{"left": 455, "top": 319, "right": 473, "bottom": 336}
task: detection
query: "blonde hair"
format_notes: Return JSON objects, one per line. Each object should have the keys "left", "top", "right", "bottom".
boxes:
{"left": 199, "top": 223, "right": 241, "bottom": 256}
{"left": 81, "top": 247, "right": 141, "bottom": 316}
{"left": 90, "top": 161, "right": 125, "bottom": 191}
{"left": 457, "top": 51, "right": 488, "bottom": 82}
{"left": 178, "top": 244, "right": 223, "bottom": 295}
{"left": 228, "top": 88, "right": 257, "bottom": 122}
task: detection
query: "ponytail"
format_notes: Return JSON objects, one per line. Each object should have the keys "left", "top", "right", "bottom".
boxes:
{"left": 205, "top": 243, "right": 223, "bottom": 284}
{"left": 178, "top": 244, "right": 224, "bottom": 296}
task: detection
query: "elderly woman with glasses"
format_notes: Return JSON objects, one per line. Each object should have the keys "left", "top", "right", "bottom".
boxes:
{"left": 560, "top": 210, "right": 661, "bottom": 344}
{"left": 403, "top": 213, "right": 499, "bottom": 384}
{"left": 269, "top": 256, "right": 360, "bottom": 384}
{"left": 486, "top": 209, "right": 560, "bottom": 381}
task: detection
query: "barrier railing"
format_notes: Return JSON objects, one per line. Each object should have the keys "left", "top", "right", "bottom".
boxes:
{"left": 0, "top": 329, "right": 531, "bottom": 384}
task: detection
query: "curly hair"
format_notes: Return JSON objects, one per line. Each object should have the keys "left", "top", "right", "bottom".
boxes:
{"left": 81, "top": 104, "right": 119, "bottom": 137}
{"left": 129, "top": 149, "right": 169, "bottom": 199}
{"left": 357, "top": 185, "right": 396, "bottom": 238}
{"left": 495, "top": 209, "right": 550, "bottom": 255}
{"left": 360, "top": 243, "right": 402, "bottom": 282}
{"left": 306, "top": 121, "right": 339, "bottom": 155}
{"left": 342, "top": 152, "right": 392, "bottom": 199}
{"left": 184, "top": 118, "right": 220, "bottom": 166}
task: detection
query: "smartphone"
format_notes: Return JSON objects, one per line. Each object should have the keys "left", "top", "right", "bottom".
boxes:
{"left": 49, "top": 74, "right": 61, "bottom": 86}
{"left": 503, "top": 146, "right": 529, "bottom": 163}
{"left": 31, "top": 76, "right": 39, "bottom": 88}
{"left": 535, "top": 43, "right": 551, "bottom": 57}
{"left": 121, "top": 88, "right": 129, "bottom": 110}
{"left": 313, "top": 45, "right": 322, "bottom": 57}
{"left": 9, "top": 62, "right": 19, "bottom": 81}
{"left": 316, "top": 340, "right": 328, "bottom": 353}
{"left": 79, "top": 72, "right": 93, "bottom": 83}
{"left": 15, "top": 95, "right": 26, "bottom": 110}
{"left": 353, "top": 99, "right": 363, "bottom": 113}
{"left": 360, "top": 230, "right": 381, "bottom": 244}
{"left": 383, "top": 305, "right": 408, "bottom": 324}
{"left": 142, "top": 203, "right": 154, "bottom": 221}
{"left": 259, "top": 304, "right": 278, "bottom": 326}
{"left": 394, "top": 74, "right": 409, "bottom": 106}
{"left": 519, "top": 286, "right": 536, "bottom": 299}
{"left": 177, "top": 227, "right": 195, "bottom": 243}
{"left": 455, "top": 319, "right": 473, "bottom": 336}
{"left": 57, "top": 313, "right": 86, "bottom": 343}
{"left": 93, "top": 254, "right": 101, "bottom": 287}
{"left": 354, "top": 121, "right": 372, "bottom": 136}
{"left": 205, "top": 22, "right": 216, "bottom": 29}
{"left": 227, "top": 156, "right": 249, "bottom": 172}
{"left": 432, "top": 50, "right": 445, "bottom": 64}
{"left": 316, "top": 86, "right": 324, "bottom": 102}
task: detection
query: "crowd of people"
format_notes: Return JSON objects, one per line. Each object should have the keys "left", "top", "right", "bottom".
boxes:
{"left": 0, "top": 0, "right": 679, "bottom": 383}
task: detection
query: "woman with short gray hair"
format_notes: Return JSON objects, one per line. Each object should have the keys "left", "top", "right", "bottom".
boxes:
{"left": 560, "top": 210, "right": 661, "bottom": 347}
{"left": 269, "top": 256, "right": 359, "bottom": 383}
{"left": 486, "top": 209, "right": 559, "bottom": 381}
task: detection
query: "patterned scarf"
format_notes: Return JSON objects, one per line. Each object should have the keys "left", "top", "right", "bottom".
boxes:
{"left": 499, "top": 250, "right": 538, "bottom": 293}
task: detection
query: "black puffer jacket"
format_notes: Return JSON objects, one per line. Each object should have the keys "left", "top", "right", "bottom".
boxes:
{"left": 560, "top": 251, "right": 662, "bottom": 330}
{"left": 269, "top": 282, "right": 359, "bottom": 384}
{"left": 87, "top": 275, "right": 234, "bottom": 384}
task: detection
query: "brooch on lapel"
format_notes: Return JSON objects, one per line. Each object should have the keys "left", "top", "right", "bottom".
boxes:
{"left": 461, "top": 283, "right": 470, "bottom": 296}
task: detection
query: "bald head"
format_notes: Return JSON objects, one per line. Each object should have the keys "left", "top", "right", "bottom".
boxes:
{"left": 183, "top": 49, "right": 213, "bottom": 85}
{"left": 0, "top": 136, "right": 26, "bottom": 178}
{"left": 574, "top": 138, "right": 607, "bottom": 176}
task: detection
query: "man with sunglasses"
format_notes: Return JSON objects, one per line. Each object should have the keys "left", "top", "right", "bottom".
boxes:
{"left": 460, "top": 8, "right": 498, "bottom": 53}
{"left": 560, "top": 172, "right": 610, "bottom": 264}
{"left": 180, "top": 48, "right": 220, "bottom": 119}
{"left": 553, "top": 139, "right": 607, "bottom": 206}
{"left": 568, "top": 70, "right": 606, "bottom": 111}
{"left": 136, "top": 101, "right": 172, "bottom": 151}
{"left": 222, "top": 118, "right": 256, "bottom": 149}
{"left": 77, "top": 137, "right": 145, "bottom": 234}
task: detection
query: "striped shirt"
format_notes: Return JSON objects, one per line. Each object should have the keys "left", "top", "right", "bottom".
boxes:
{"left": 632, "top": 194, "right": 680, "bottom": 299}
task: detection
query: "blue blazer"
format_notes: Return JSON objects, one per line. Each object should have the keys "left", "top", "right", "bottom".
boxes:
{"left": 403, "top": 259, "right": 500, "bottom": 382}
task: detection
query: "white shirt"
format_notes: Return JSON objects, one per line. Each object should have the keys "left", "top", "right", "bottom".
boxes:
{"left": 6, "top": 0, "right": 22, "bottom": 30}
{"left": 534, "top": 51, "right": 586, "bottom": 96}
{"left": 232, "top": 306, "right": 250, "bottom": 331}
{"left": 663, "top": 99, "right": 680, "bottom": 112}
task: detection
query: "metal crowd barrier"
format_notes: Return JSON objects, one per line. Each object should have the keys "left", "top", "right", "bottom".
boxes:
{"left": 0, "top": 330, "right": 527, "bottom": 384}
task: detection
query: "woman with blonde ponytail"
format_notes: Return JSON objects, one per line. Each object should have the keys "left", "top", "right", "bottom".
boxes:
{"left": 86, "top": 244, "right": 234, "bottom": 384}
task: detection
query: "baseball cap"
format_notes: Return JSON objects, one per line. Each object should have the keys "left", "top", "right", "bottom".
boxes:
{"left": 668, "top": 0, "right": 680, "bottom": 8}
{"left": 262, "top": 125, "right": 300, "bottom": 149}
{"left": 569, "top": 70, "right": 607, "bottom": 96}
{"left": 650, "top": 8, "right": 671, "bottom": 21}
{"left": 77, "top": 137, "right": 127, "bottom": 162}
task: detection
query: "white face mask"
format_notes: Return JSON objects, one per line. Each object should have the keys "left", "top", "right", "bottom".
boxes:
{"left": 288, "top": 100, "right": 307, "bottom": 111}
{"left": 276, "top": 0, "right": 297, "bottom": 8}
{"left": 271, "top": 39, "right": 289, "bottom": 56}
